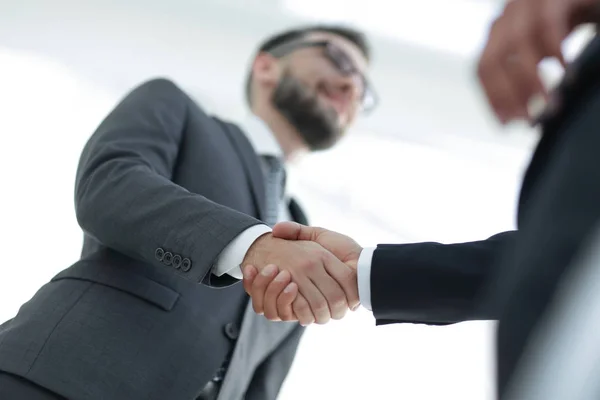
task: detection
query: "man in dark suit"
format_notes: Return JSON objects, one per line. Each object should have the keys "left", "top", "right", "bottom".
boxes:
{"left": 0, "top": 25, "right": 375, "bottom": 399}
{"left": 242, "top": 0, "right": 600, "bottom": 397}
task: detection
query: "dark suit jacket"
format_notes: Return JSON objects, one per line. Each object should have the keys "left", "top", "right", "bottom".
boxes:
{"left": 371, "top": 231, "right": 515, "bottom": 325}
{"left": 368, "top": 34, "right": 600, "bottom": 397}
{"left": 0, "top": 78, "right": 306, "bottom": 400}
{"left": 370, "top": 35, "right": 600, "bottom": 326}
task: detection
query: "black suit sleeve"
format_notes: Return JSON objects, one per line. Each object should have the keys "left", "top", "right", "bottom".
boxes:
{"left": 74, "top": 78, "right": 261, "bottom": 286}
{"left": 371, "top": 231, "right": 516, "bottom": 325}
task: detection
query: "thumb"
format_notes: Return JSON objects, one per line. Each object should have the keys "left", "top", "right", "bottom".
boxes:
{"left": 272, "top": 221, "right": 315, "bottom": 241}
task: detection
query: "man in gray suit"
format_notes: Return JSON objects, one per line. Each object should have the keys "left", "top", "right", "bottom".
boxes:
{"left": 0, "top": 24, "right": 375, "bottom": 399}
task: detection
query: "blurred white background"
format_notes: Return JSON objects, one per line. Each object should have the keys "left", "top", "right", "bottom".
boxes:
{"left": 0, "top": 1, "right": 594, "bottom": 399}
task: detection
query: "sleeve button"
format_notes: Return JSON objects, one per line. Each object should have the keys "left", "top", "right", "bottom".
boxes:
{"left": 155, "top": 248, "right": 165, "bottom": 261}
{"left": 172, "top": 254, "right": 182, "bottom": 269}
{"left": 181, "top": 258, "right": 192, "bottom": 272}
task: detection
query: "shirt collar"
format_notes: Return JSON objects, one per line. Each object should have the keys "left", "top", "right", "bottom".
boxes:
{"left": 241, "top": 115, "right": 284, "bottom": 159}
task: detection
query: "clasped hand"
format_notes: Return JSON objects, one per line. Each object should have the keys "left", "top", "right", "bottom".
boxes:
{"left": 241, "top": 222, "right": 362, "bottom": 326}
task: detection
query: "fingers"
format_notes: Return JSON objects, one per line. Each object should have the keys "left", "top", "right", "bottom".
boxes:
{"left": 478, "top": 11, "right": 535, "bottom": 121}
{"left": 245, "top": 237, "right": 354, "bottom": 325}
{"left": 512, "top": 47, "right": 548, "bottom": 107}
{"left": 478, "top": 54, "right": 525, "bottom": 123}
{"left": 323, "top": 255, "right": 360, "bottom": 312}
{"left": 477, "top": 0, "right": 573, "bottom": 124}
{"left": 277, "top": 283, "right": 299, "bottom": 321}
{"left": 242, "top": 265, "right": 258, "bottom": 295}
{"left": 248, "top": 264, "right": 278, "bottom": 315}
{"left": 538, "top": 2, "right": 569, "bottom": 67}
{"left": 246, "top": 262, "right": 349, "bottom": 324}
{"left": 263, "top": 270, "right": 294, "bottom": 321}
{"left": 244, "top": 264, "right": 302, "bottom": 322}
{"left": 272, "top": 223, "right": 359, "bottom": 318}
{"left": 309, "top": 267, "right": 349, "bottom": 322}
{"left": 292, "top": 294, "right": 316, "bottom": 326}
{"left": 253, "top": 264, "right": 353, "bottom": 324}
{"left": 246, "top": 264, "right": 312, "bottom": 324}
{"left": 294, "top": 273, "right": 334, "bottom": 324}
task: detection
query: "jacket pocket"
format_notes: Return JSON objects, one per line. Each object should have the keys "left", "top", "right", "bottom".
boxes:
{"left": 52, "top": 261, "right": 179, "bottom": 311}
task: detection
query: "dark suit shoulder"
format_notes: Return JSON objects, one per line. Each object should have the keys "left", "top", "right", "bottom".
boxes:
{"left": 120, "top": 77, "right": 206, "bottom": 117}
{"left": 133, "top": 77, "right": 186, "bottom": 97}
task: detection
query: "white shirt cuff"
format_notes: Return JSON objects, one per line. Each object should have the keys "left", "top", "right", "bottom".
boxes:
{"left": 357, "top": 247, "right": 375, "bottom": 310}
{"left": 213, "top": 224, "right": 272, "bottom": 279}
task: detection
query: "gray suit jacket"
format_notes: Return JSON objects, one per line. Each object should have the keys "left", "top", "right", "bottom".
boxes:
{"left": 0, "top": 78, "right": 306, "bottom": 400}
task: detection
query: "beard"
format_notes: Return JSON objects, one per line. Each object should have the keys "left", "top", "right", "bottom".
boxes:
{"left": 271, "top": 72, "right": 342, "bottom": 151}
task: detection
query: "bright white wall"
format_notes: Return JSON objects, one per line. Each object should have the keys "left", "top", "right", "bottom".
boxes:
{"left": 0, "top": 1, "right": 553, "bottom": 399}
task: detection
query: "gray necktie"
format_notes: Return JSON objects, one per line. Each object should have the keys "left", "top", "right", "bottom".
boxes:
{"left": 260, "top": 155, "right": 286, "bottom": 227}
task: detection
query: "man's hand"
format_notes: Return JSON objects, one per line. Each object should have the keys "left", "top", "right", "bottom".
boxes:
{"left": 243, "top": 223, "right": 363, "bottom": 324}
{"left": 273, "top": 222, "right": 363, "bottom": 270}
{"left": 241, "top": 232, "right": 358, "bottom": 325}
{"left": 477, "top": 0, "right": 600, "bottom": 124}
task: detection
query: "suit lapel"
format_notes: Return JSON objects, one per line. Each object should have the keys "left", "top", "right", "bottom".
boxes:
{"left": 288, "top": 198, "right": 308, "bottom": 225}
{"left": 216, "top": 119, "right": 310, "bottom": 228}
{"left": 218, "top": 119, "right": 267, "bottom": 220}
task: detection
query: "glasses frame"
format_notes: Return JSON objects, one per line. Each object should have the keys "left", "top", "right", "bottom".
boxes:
{"left": 267, "top": 39, "right": 378, "bottom": 114}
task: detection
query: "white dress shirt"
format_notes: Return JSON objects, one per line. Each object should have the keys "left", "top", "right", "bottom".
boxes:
{"left": 212, "top": 116, "right": 374, "bottom": 310}
{"left": 356, "top": 247, "right": 375, "bottom": 310}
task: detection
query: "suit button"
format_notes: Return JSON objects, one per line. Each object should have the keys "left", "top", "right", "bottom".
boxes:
{"left": 155, "top": 248, "right": 165, "bottom": 261}
{"left": 172, "top": 254, "right": 182, "bottom": 269}
{"left": 181, "top": 258, "right": 192, "bottom": 272}
{"left": 223, "top": 323, "right": 239, "bottom": 340}
{"left": 163, "top": 252, "right": 173, "bottom": 266}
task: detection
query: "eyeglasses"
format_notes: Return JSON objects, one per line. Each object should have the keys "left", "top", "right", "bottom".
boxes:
{"left": 267, "top": 40, "right": 378, "bottom": 114}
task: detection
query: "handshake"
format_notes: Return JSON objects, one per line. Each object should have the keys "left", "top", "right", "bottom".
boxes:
{"left": 241, "top": 221, "right": 363, "bottom": 326}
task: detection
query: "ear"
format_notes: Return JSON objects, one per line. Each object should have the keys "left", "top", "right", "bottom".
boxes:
{"left": 252, "top": 52, "right": 281, "bottom": 87}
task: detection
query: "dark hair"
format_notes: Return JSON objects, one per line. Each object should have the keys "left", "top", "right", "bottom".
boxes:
{"left": 245, "top": 24, "right": 371, "bottom": 106}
